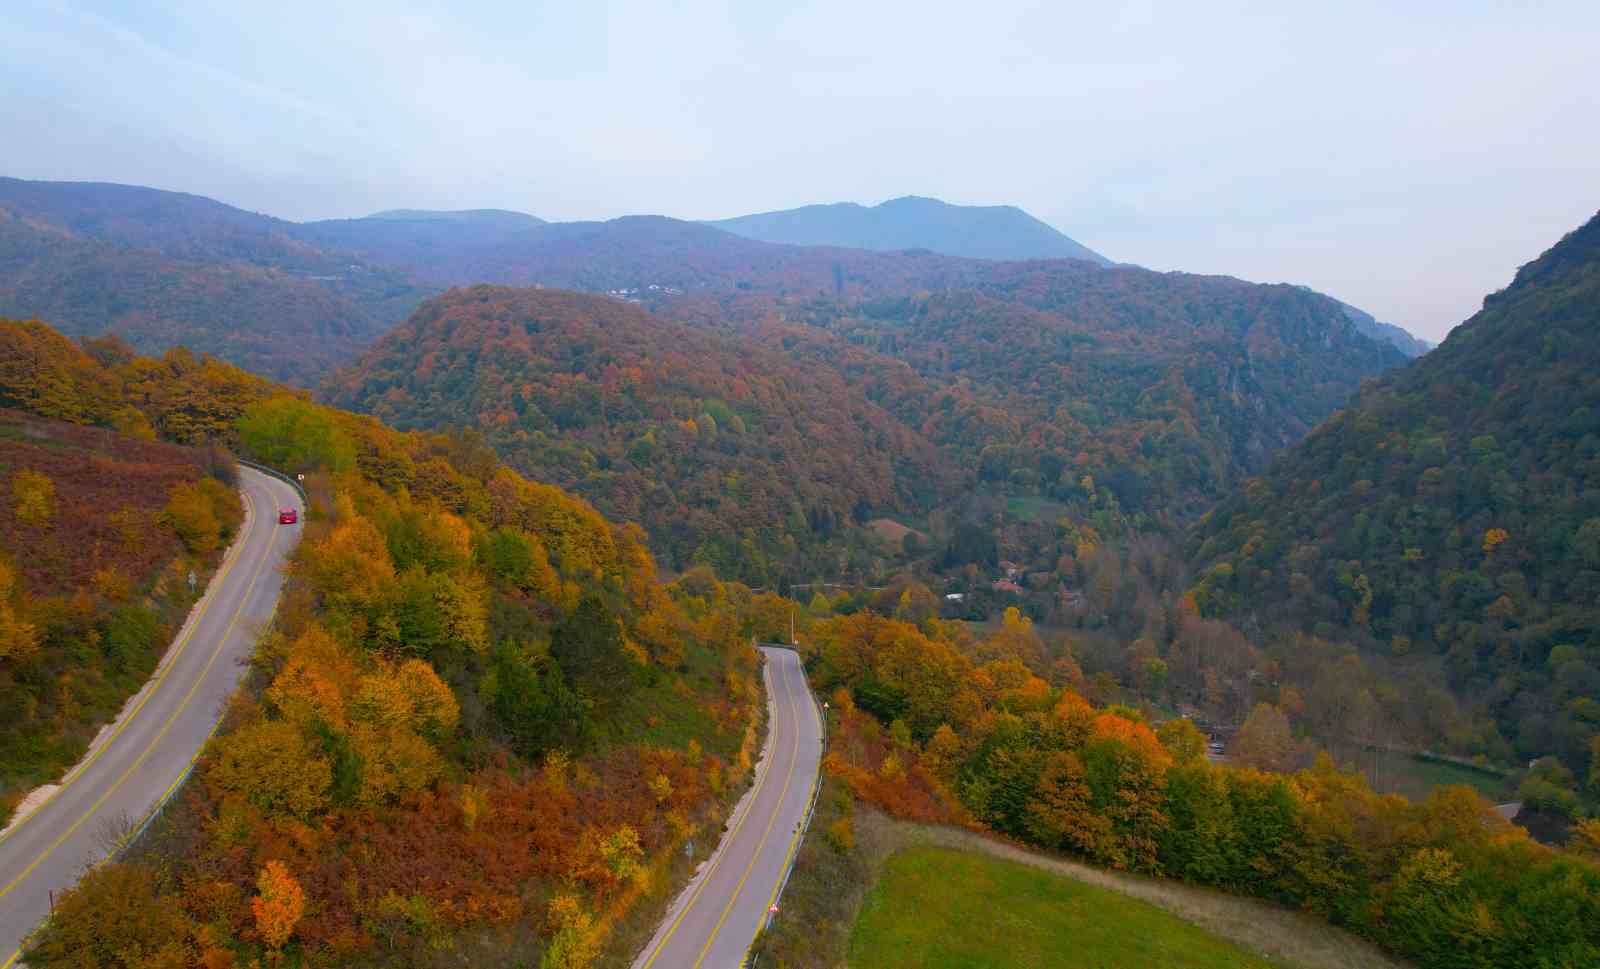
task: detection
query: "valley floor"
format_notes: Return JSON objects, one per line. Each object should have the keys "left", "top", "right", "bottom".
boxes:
{"left": 755, "top": 801, "right": 1410, "bottom": 969}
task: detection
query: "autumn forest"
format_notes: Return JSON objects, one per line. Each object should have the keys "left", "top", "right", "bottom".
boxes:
{"left": 0, "top": 172, "right": 1597, "bottom": 969}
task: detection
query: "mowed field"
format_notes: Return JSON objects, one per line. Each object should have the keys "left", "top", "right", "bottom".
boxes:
{"left": 849, "top": 846, "right": 1288, "bottom": 969}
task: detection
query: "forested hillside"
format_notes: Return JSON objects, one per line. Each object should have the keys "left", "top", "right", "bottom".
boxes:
{"left": 323, "top": 286, "right": 954, "bottom": 582}
{"left": 1191, "top": 211, "right": 1600, "bottom": 791}
{"left": 0, "top": 322, "right": 248, "bottom": 819}
{"left": 5, "top": 318, "right": 773, "bottom": 965}
{"left": 327, "top": 254, "right": 1407, "bottom": 583}
{"left": 0, "top": 180, "right": 427, "bottom": 383}
{"left": 785, "top": 609, "right": 1600, "bottom": 969}
{"left": 0, "top": 176, "right": 1426, "bottom": 399}
{"left": 757, "top": 265, "right": 1407, "bottom": 523}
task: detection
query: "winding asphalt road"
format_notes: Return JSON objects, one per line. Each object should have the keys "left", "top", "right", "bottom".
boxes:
{"left": 633, "top": 645, "right": 825, "bottom": 969}
{"left": 0, "top": 467, "right": 301, "bottom": 967}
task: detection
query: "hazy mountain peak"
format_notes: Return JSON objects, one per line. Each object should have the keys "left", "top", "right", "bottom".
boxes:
{"left": 359, "top": 208, "right": 545, "bottom": 225}
{"left": 707, "top": 195, "right": 1111, "bottom": 265}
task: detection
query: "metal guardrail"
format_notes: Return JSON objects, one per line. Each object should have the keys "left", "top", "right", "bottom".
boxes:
{"left": 235, "top": 457, "right": 306, "bottom": 505}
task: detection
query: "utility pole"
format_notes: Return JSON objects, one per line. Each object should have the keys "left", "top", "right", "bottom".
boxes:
{"left": 790, "top": 606, "right": 797, "bottom": 647}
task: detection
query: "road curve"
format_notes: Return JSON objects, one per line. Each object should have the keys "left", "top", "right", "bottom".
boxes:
{"left": 633, "top": 645, "right": 825, "bottom": 969}
{"left": 0, "top": 467, "right": 302, "bottom": 967}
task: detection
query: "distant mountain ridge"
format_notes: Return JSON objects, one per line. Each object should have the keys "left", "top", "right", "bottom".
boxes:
{"left": 361, "top": 208, "right": 545, "bottom": 224}
{"left": 0, "top": 176, "right": 1427, "bottom": 388}
{"left": 706, "top": 195, "right": 1113, "bottom": 265}
{"left": 0, "top": 178, "right": 427, "bottom": 384}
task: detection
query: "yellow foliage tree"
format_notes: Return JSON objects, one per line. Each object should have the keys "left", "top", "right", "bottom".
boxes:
{"left": 601, "top": 824, "right": 644, "bottom": 882}
{"left": 1570, "top": 818, "right": 1600, "bottom": 861}
{"left": 980, "top": 606, "right": 1045, "bottom": 665}
{"left": 298, "top": 511, "right": 394, "bottom": 610}
{"left": 433, "top": 571, "right": 490, "bottom": 654}
{"left": 459, "top": 783, "right": 490, "bottom": 831}
{"left": 265, "top": 656, "right": 347, "bottom": 728}
{"left": 23, "top": 862, "right": 192, "bottom": 966}
{"left": 208, "top": 719, "right": 331, "bottom": 819}
{"left": 352, "top": 658, "right": 459, "bottom": 738}
{"left": 284, "top": 623, "right": 360, "bottom": 694}
{"left": 0, "top": 558, "right": 38, "bottom": 662}
{"left": 164, "top": 480, "right": 221, "bottom": 554}
{"left": 541, "top": 894, "right": 599, "bottom": 969}
{"left": 349, "top": 723, "right": 444, "bottom": 806}
{"left": 12, "top": 468, "right": 56, "bottom": 526}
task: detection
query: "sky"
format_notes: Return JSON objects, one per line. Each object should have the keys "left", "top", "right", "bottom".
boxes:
{"left": 2, "top": 1, "right": 1598, "bottom": 342}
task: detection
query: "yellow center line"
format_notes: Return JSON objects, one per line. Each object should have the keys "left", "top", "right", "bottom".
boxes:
{"left": 691, "top": 652, "right": 802, "bottom": 968}
{"left": 751, "top": 655, "right": 822, "bottom": 947}
{"left": 638, "top": 651, "right": 785, "bottom": 969}
{"left": 0, "top": 478, "right": 258, "bottom": 851}
{"left": 0, "top": 482, "right": 281, "bottom": 906}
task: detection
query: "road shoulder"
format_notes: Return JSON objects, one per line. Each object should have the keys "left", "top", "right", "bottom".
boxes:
{"left": 627, "top": 648, "right": 780, "bottom": 967}
{"left": 0, "top": 481, "right": 259, "bottom": 842}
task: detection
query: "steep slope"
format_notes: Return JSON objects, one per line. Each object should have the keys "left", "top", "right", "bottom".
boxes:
{"left": 1190, "top": 210, "right": 1600, "bottom": 775}
{"left": 3, "top": 317, "right": 768, "bottom": 966}
{"left": 323, "top": 286, "right": 954, "bottom": 581}
{"left": 1293, "top": 286, "right": 1432, "bottom": 358}
{"left": 0, "top": 179, "right": 428, "bottom": 382}
{"left": 0, "top": 386, "right": 242, "bottom": 815}
{"left": 707, "top": 195, "right": 1112, "bottom": 265}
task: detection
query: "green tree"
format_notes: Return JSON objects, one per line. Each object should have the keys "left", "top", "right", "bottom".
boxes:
{"left": 550, "top": 595, "right": 635, "bottom": 708}
{"left": 490, "top": 640, "right": 586, "bottom": 756}
{"left": 236, "top": 396, "right": 356, "bottom": 473}
{"left": 1157, "top": 717, "right": 1208, "bottom": 766}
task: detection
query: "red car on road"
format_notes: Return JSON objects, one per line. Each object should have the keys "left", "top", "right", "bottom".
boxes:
{"left": 278, "top": 507, "right": 298, "bottom": 525}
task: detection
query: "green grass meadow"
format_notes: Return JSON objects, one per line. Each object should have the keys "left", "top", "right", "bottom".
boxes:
{"left": 848, "top": 846, "right": 1288, "bottom": 969}
{"left": 1363, "top": 749, "right": 1510, "bottom": 803}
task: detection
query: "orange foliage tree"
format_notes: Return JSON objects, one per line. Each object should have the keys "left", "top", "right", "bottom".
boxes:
{"left": 251, "top": 859, "right": 305, "bottom": 951}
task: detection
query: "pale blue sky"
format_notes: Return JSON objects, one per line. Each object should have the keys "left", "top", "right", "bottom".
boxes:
{"left": 3, "top": 0, "right": 1597, "bottom": 340}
